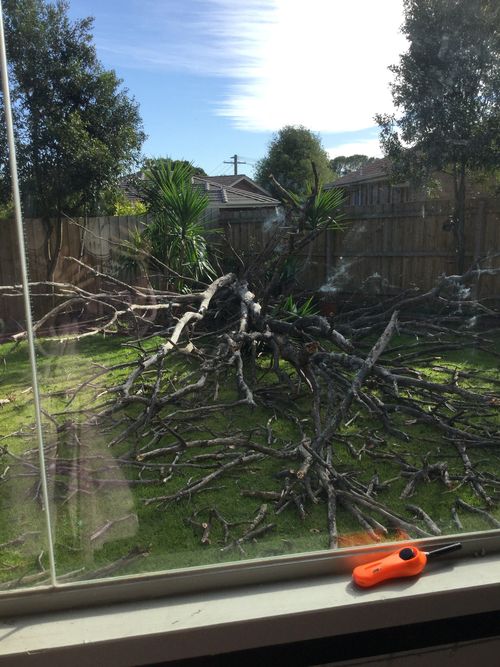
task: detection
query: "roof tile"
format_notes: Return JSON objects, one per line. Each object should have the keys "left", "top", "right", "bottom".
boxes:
{"left": 192, "top": 176, "right": 280, "bottom": 207}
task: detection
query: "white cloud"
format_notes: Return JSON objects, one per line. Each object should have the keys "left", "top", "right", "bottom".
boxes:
{"left": 97, "top": 0, "right": 407, "bottom": 134}
{"left": 205, "top": 0, "right": 407, "bottom": 132}
{"left": 327, "top": 137, "right": 383, "bottom": 159}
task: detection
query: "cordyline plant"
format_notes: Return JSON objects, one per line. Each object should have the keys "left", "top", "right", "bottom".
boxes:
{"left": 247, "top": 162, "right": 346, "bottom": 306}
{"left": 122, "top": 160, "right": 216, "bottom": 291}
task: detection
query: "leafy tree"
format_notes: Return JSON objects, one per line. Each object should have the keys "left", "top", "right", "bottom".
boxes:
{"left": 142, "top": 157, "right": 207, "bottom": 177}
{"left": 113, "top": 196, "right": 147, "bottom": 217}
{"left": 133, "top": 160, "right": 215, "bottom": 290}
{"left": 329, "top": 155, "right": 376, "bottom": 179}
{"left": 255, "top": 126, "right": 334, "bottom": 196}
{"left": 376, "top": 0, "right": 500, "bottom": 272}
{"left": 0, "top": 0, "right": 145, "bottom": 277}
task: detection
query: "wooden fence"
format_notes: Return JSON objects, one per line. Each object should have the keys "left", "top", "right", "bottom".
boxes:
{"left": 219, "top": 198, "right": 500, "bottom": 299}
{"left": 0, "top": 198, "right": 499, "bottom": 333}
{"left": 327, "top": 198, "right": 500, "bottom": 298}
{"left": 0, "top": 215, "right": 147, "bottom": 334}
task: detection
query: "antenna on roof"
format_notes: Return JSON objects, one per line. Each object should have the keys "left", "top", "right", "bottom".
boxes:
{"left": 224, "top": 154, "right": 246, "bottom": 176}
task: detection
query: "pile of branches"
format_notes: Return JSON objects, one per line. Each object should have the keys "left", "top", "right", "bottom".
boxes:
{"left": 2, "top": 252, "right": 500, "bottom": 553}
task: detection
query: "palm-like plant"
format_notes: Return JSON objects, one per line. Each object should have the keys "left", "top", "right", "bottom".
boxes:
{"left": 259, "top": 166, "right": 346, "bottom": 305}
{"left": 139, "top": 160, "right": 215, "bottom": 289}
{"left": 276, "top": 175, "right": 346, "bottom": 233}
{"left": 302, "top": 186, "right": 346, "bottom": 231}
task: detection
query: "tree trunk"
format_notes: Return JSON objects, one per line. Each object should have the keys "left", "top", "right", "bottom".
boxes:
{"left": 46, "top": 176, "right": 64, "bottom": 282}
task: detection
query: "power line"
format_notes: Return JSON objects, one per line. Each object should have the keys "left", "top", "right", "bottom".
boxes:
{"left": 238, "top": 155, "right": 259, "bottom": 165}
{"left": 223, "top": 154, "right": 247, "bottom": 176}
{"left": 208, "top": 161, "right": 226, "bottom": 176}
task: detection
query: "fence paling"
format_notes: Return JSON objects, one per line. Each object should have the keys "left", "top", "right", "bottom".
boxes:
{"left": 0, "top": 200, "right": 499, "bottom": 332}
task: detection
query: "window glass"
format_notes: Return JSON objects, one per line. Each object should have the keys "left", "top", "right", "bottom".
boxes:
{"left": 0, "top": 221, "right": 51, "bottom": 591}
{"left": 0, "top": 0, "right": 499, "bottom": 590}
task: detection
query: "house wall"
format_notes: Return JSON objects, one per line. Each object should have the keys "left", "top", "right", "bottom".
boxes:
{"left": 345, "top": 181, "right": 417, "bottom": 206}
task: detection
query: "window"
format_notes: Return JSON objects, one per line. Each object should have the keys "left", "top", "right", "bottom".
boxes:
{"left": 0, "top": 0, "right": 499, "bottom": 642}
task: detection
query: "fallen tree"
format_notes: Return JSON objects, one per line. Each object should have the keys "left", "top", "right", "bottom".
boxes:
{"left": 1, "top": 253, "right": 499, "bottom": 555}
{"left": 1, "top": 173, "right": 499, "bottom": 577}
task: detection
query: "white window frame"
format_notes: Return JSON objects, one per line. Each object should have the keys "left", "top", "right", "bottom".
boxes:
{"left": 1, "top": 4, "right": 500, "bottom": 663}
{"left": 1, "top": 528, "right": 500, "bottom": 616}
{"left": 1, "top": 531, "right": 500, "bottom": 665}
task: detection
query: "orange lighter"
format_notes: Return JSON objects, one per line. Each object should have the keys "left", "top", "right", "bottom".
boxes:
{"left": 352, "top": 542, "right": 462, "bottom": 588}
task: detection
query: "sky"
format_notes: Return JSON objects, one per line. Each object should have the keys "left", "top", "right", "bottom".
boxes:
{"left": 68, "top": 0, "right": 408, "bottom": 178}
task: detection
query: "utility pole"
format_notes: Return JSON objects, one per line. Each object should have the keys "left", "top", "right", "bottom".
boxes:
{"left": 224, "top": 154, "right": 246, "bottom": 176}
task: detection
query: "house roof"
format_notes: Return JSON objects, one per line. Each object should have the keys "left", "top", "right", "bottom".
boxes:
{"left": 326, "top": 158, "right": 392, "bottom": 188}
{"left": 119, "top": 172, "right": 276, "bottom": 207}
{"left": 200, "top": 175, "right": 272, "bottom": 196}
{"left": 191, "top": 176, "right": 280, "bottom": 208}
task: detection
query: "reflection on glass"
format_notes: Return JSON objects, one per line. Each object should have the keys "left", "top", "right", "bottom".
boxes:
{"left": 26, "top": 196, "right": 500, "bottom": 585}
{"left": 0, "top": 0, "right": 499, "bottom": 591}
{"left": 0, "top": 224, "right": 51, "bottom": 591}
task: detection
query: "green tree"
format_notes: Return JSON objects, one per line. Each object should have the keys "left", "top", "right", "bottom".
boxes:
{"left": 0, "top": 0, "right": 145, "bottom": 278}
{"left": 142, "top": 157, "right": 207, "bottom": 177}
{"left": 329, "top": 155, "right": 376, "bottom": 179}
{"left": 113, "top": 195, "right": 147, "bottom": 217}
{"left": 255, "top": 126, "right": 334, "bottom": 196}
{"left": 376, "top": 0, "right": 500, "bottom": 273}
{"left": 134, "top": 160, "right": 214, "bottom": 290}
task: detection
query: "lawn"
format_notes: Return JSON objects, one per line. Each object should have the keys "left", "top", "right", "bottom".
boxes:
{"left": 0, "top": 331, "right": 499, "bottom": 588}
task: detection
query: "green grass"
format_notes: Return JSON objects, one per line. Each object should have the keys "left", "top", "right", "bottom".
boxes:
{"left": 0, "top": 331, "right": 499, "bottom": 587}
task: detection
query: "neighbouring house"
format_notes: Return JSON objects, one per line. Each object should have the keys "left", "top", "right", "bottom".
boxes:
{"left": 194, "top": 174, "right": 273, "bottom": 197}
{"left": 324, "top": 158, "right": 416, "bottom": 206}
{"left": 119, "top": 172, "right": 279, "bottom": 219}
{"left": 191, "top": 175, "right": 280, "bottom": 220}
{"left": 325, "top": 157, "right": 492, "bottom": 207}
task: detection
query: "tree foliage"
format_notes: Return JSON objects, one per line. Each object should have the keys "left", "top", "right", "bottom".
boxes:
{"left": 329, "top": 155, "right": 377, "bottom": 179}
{"left": 252, "top": 167, "right": 345, "bottom": 302}
{"left": 130, "top": 160, "right": 214, "bottom": 290}
{"left": 376, "top": 0, "right": 500, "bottom": 271}
{"left": 142, "top": 157, "right": 207, "bottom": 178}
{"left": 0, "top": 0, "right": 145, "bottom": 220}
{"left": 255, "top": 126, "right": 334, "bottom": 196}
{"left": 113, "top": 195, "right": 147, "bottom": 217}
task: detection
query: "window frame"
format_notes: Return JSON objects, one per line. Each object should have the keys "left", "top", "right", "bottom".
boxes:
{"left": 1, "top": 527, "right": 500, "bottom": 619}
{"left": 1, "top": 3, "right": 500, "bottom": 652}
{"left": 1, "top": 533, "right": 500, "bottom": 665}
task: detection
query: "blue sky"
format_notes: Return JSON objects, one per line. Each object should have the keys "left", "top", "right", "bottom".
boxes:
{"left": 68, "top": 0, "right": 407, "bottom": 178}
